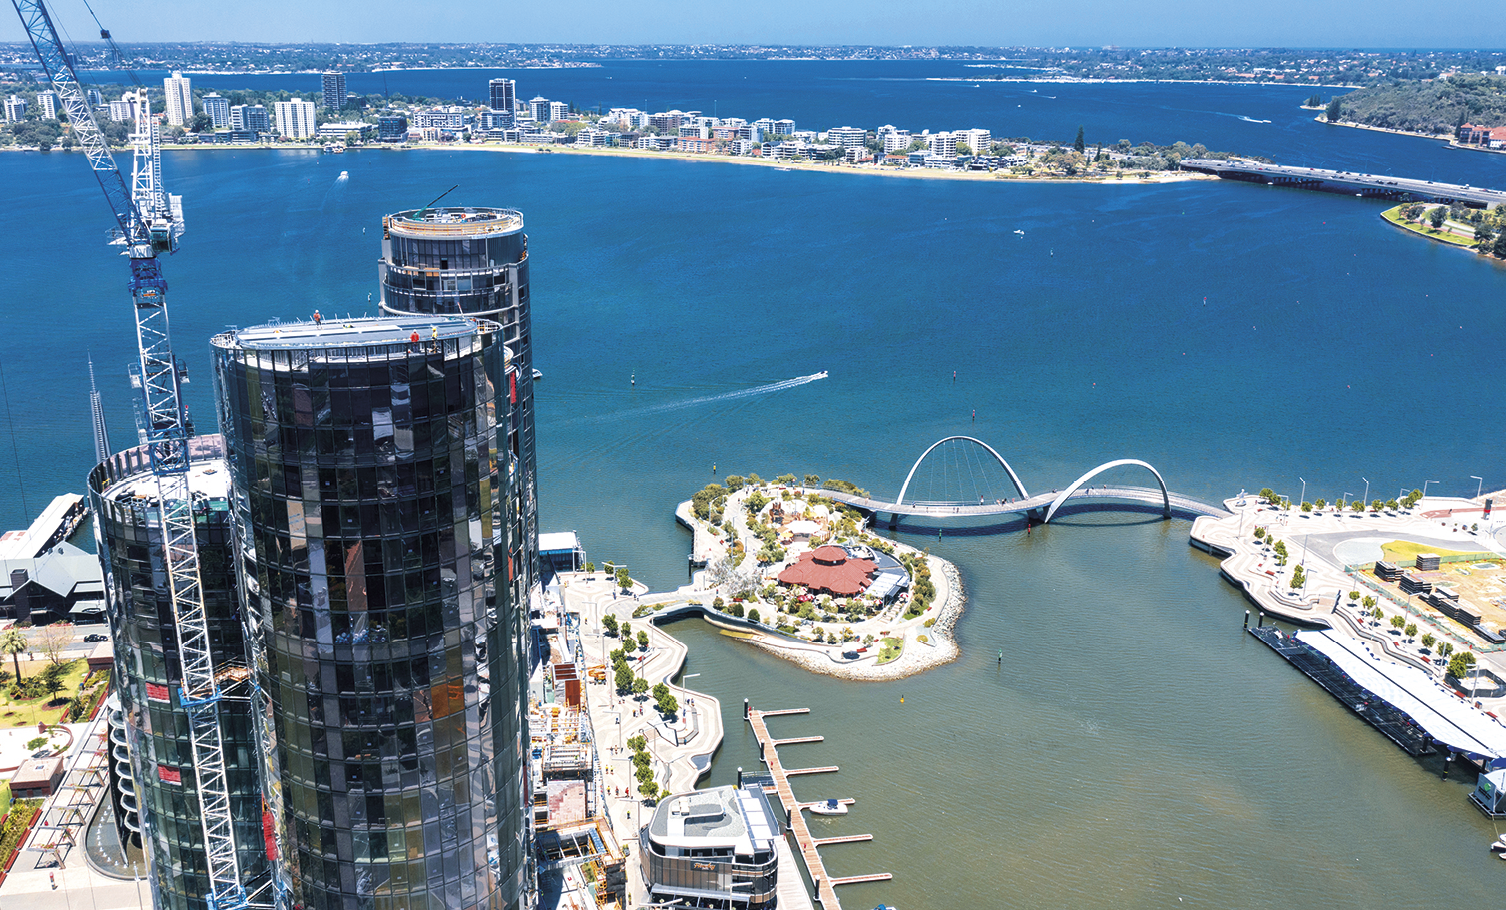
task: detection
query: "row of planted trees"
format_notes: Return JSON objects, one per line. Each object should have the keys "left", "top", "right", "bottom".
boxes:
{"left": 1258, "top": 487, "right": 1424, "bottom": 514}
{"left": 1346, "top": 590, "right": 1481, "bottom": 681}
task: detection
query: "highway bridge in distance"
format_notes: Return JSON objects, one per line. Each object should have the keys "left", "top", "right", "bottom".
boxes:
{"left": 1180, "top": 158, "right": 1506, "bottom": 208}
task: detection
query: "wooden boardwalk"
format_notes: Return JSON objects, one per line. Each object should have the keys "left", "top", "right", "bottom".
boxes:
{"left": 747, "top": 707, "right": 891, "bottom": 910}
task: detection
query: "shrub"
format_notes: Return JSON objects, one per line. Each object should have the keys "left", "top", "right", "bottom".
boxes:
{"left": 747, "top": 608, "right": 760, "bottom": 624}
{"left": 923, "top": 617, "right": 936, "bottom": 628}
{"left": 602, "top": 615, "right": 619, "bottom": 637}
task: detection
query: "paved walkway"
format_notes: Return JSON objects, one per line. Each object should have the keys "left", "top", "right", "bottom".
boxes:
{"left": 559, "top": 573, "right": 727, "bottom": 907}
{"left": 0, "top": 707, "right": 145, "bottom": 910}
{"left": 1191, "top": 494, "right": 1506, "bottom": 710}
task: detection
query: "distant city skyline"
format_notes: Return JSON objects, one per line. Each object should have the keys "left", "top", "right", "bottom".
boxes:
{"left": 1, "top": 0, "right": 1504, "bottom": 50}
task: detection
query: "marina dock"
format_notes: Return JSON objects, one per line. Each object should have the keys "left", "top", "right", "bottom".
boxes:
{"left": 747, "top": 706, "right": 892, "bottom": 910}
{"left": 1248, "top": 624, "right": 1434, "bottom": 755}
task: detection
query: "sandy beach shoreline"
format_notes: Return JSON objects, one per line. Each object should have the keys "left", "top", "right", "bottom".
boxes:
{"left": 3, "top": 137, "right": 1218, "bottom": 186}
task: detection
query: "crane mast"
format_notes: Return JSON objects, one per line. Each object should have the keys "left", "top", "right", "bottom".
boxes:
{"left": 9, "top": 3, "right": 246, "bottom": 908}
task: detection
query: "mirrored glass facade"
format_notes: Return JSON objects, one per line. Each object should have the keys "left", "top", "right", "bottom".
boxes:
{"left": 211, "top": 317, "right": 532, "bottom": 910}
{"left": 378, "top": 208, "right": 537, "bottom": 621}
{"left": 88, "top": 436, "right": 270, "bottom": 910}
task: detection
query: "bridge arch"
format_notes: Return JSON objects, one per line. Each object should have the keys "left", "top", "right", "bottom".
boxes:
{"left": 1043, "top": 459, "right": 1169, "bottom": 524}
{"left": 895, "top": 436, "right": 1029, "bottom": 506}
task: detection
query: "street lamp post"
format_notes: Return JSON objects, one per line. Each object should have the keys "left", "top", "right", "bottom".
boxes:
{"left": 1299, "top": 477, "right": 1307, "bottom": 509}
{"left": 1424, "top": 479, "right": 1439, "bottom": 500}
{"left": 1472, "top": 476, "right": 1484, "bottom": 500}
{"left": 1341, "top": 492, "right": 1350, "bottom": 517}
{"left": 1362, "top": 478, "right": 1370, "bottom": 512}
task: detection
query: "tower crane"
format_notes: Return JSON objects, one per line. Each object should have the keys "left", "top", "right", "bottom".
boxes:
{"left": 10, "top": 3, "right": 247, "bottom": 908}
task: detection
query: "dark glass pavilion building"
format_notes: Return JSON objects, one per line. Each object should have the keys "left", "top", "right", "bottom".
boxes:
{"left": 211, "top": 316, "right": 533, "bottom": 910}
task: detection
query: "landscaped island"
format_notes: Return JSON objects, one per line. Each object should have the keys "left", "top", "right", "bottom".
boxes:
{"left": 661, "top": 475, "right": 968, "bottom": 680}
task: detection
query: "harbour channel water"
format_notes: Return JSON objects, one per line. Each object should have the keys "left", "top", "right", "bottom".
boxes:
{"left": 3, "top": 68, "right": 1506, "bottom": 907}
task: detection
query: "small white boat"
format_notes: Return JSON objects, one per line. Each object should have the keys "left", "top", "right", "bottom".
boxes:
{"left": 809, "top": 799, "right": 847, "bottom": 816}
{"left": 532, "top": 368, "right": 543, "bottom": 380}
{"left": 813, "top": 370, "right": 828, "bottom": 379}
{"left": 1014, "top": 229, "right": 1025, "bottom": 236}
{"left": 1492, "top": 834, "right": 1506, "bottom": 851}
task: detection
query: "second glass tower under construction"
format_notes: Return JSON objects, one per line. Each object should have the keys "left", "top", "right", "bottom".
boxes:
{"left": 211, "top": 316, "right": 532, "bottom": 910}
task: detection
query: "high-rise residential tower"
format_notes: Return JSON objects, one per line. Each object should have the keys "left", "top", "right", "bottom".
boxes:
{"left": 274, "top": 98, "right": 316, "bottom": 140}
{"left": 376, "top": 208, "right": 540, "bottom": 612}
{"left": 321, "top": 72, "right": 346, "bottom": 111}
{"left": 488, "top": 78, "right": 515, "bottom": 122}
{"left": 202, "top": 93, "right": 230, "bottom": 130}
{"left": 211, "top": 316, "right": 533, "bottom": 910}
{"left": 163, "top": 71, "right": 192, "bottom": 125}
{"left": 88, "top": 436, "right": 271, "bottom": 910}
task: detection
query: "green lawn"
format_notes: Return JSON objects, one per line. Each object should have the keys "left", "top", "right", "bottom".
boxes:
{"left": 0, "top": 659, "right": 92, "bottom": 727}
{"left": 876, "top": 637, "right": 904, "bottom": 665}
{"left": 1381, "top": 205, "right": 1478, "bottom": 248}
{"left": 1381, "top": 541, "right": 1487, "bottom": 563}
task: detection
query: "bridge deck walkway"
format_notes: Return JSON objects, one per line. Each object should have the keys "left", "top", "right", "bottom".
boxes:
{"left": 820, "top": 485, "right": 1226, "bottom": 521}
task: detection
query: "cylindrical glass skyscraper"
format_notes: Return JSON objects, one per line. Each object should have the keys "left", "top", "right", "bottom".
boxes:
{"left": 211, "top": 316, "right": 532, "bottom": 910}
{"left": 88, "top": 436, "right": 270, "bottom": 910}
{"left": 377, "top": 208, "right": 537, "bottom": 625}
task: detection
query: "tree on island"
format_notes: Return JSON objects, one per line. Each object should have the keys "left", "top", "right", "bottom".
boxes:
{"left": 1073, "top": 125, "right": 1086, "bottom": 154}
{"left": 1325, "top": 97, "right": 1343, "bottom": 122}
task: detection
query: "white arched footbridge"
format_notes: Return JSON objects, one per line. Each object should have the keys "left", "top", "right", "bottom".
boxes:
{"left": 817, "top": 439, "right": 1226, "bottom": 525}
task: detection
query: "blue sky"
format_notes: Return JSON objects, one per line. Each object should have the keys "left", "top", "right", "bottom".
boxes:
{"left": 4, "top": 0, "right": 1505, "bottom": 48}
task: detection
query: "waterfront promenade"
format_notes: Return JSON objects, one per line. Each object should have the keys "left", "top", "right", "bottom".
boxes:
{"left": 1190, "top": 493, "right": 1506, "bottom": 716}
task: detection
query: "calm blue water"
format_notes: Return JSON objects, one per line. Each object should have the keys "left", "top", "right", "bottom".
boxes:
{"left": 8, "top": 66, "right": 1506, "bottom": 907}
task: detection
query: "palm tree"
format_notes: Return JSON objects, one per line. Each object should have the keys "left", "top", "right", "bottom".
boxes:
{"left": 1, "top": 629, "right": 28, "bottom": 682}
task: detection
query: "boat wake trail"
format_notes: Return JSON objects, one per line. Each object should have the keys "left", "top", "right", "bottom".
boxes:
{"left": 647, "top": 372, "right": 827, "bottom": 415}
{"left": 1239, "top": 116, "right": 1273, "bottom": 124}
{"left": 564, "top": 372, "right": 829, "bottom": 426}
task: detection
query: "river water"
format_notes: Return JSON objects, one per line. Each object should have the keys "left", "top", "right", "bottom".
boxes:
{"left": 5, "top": 64, "right": 1506, "bottom": 907}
